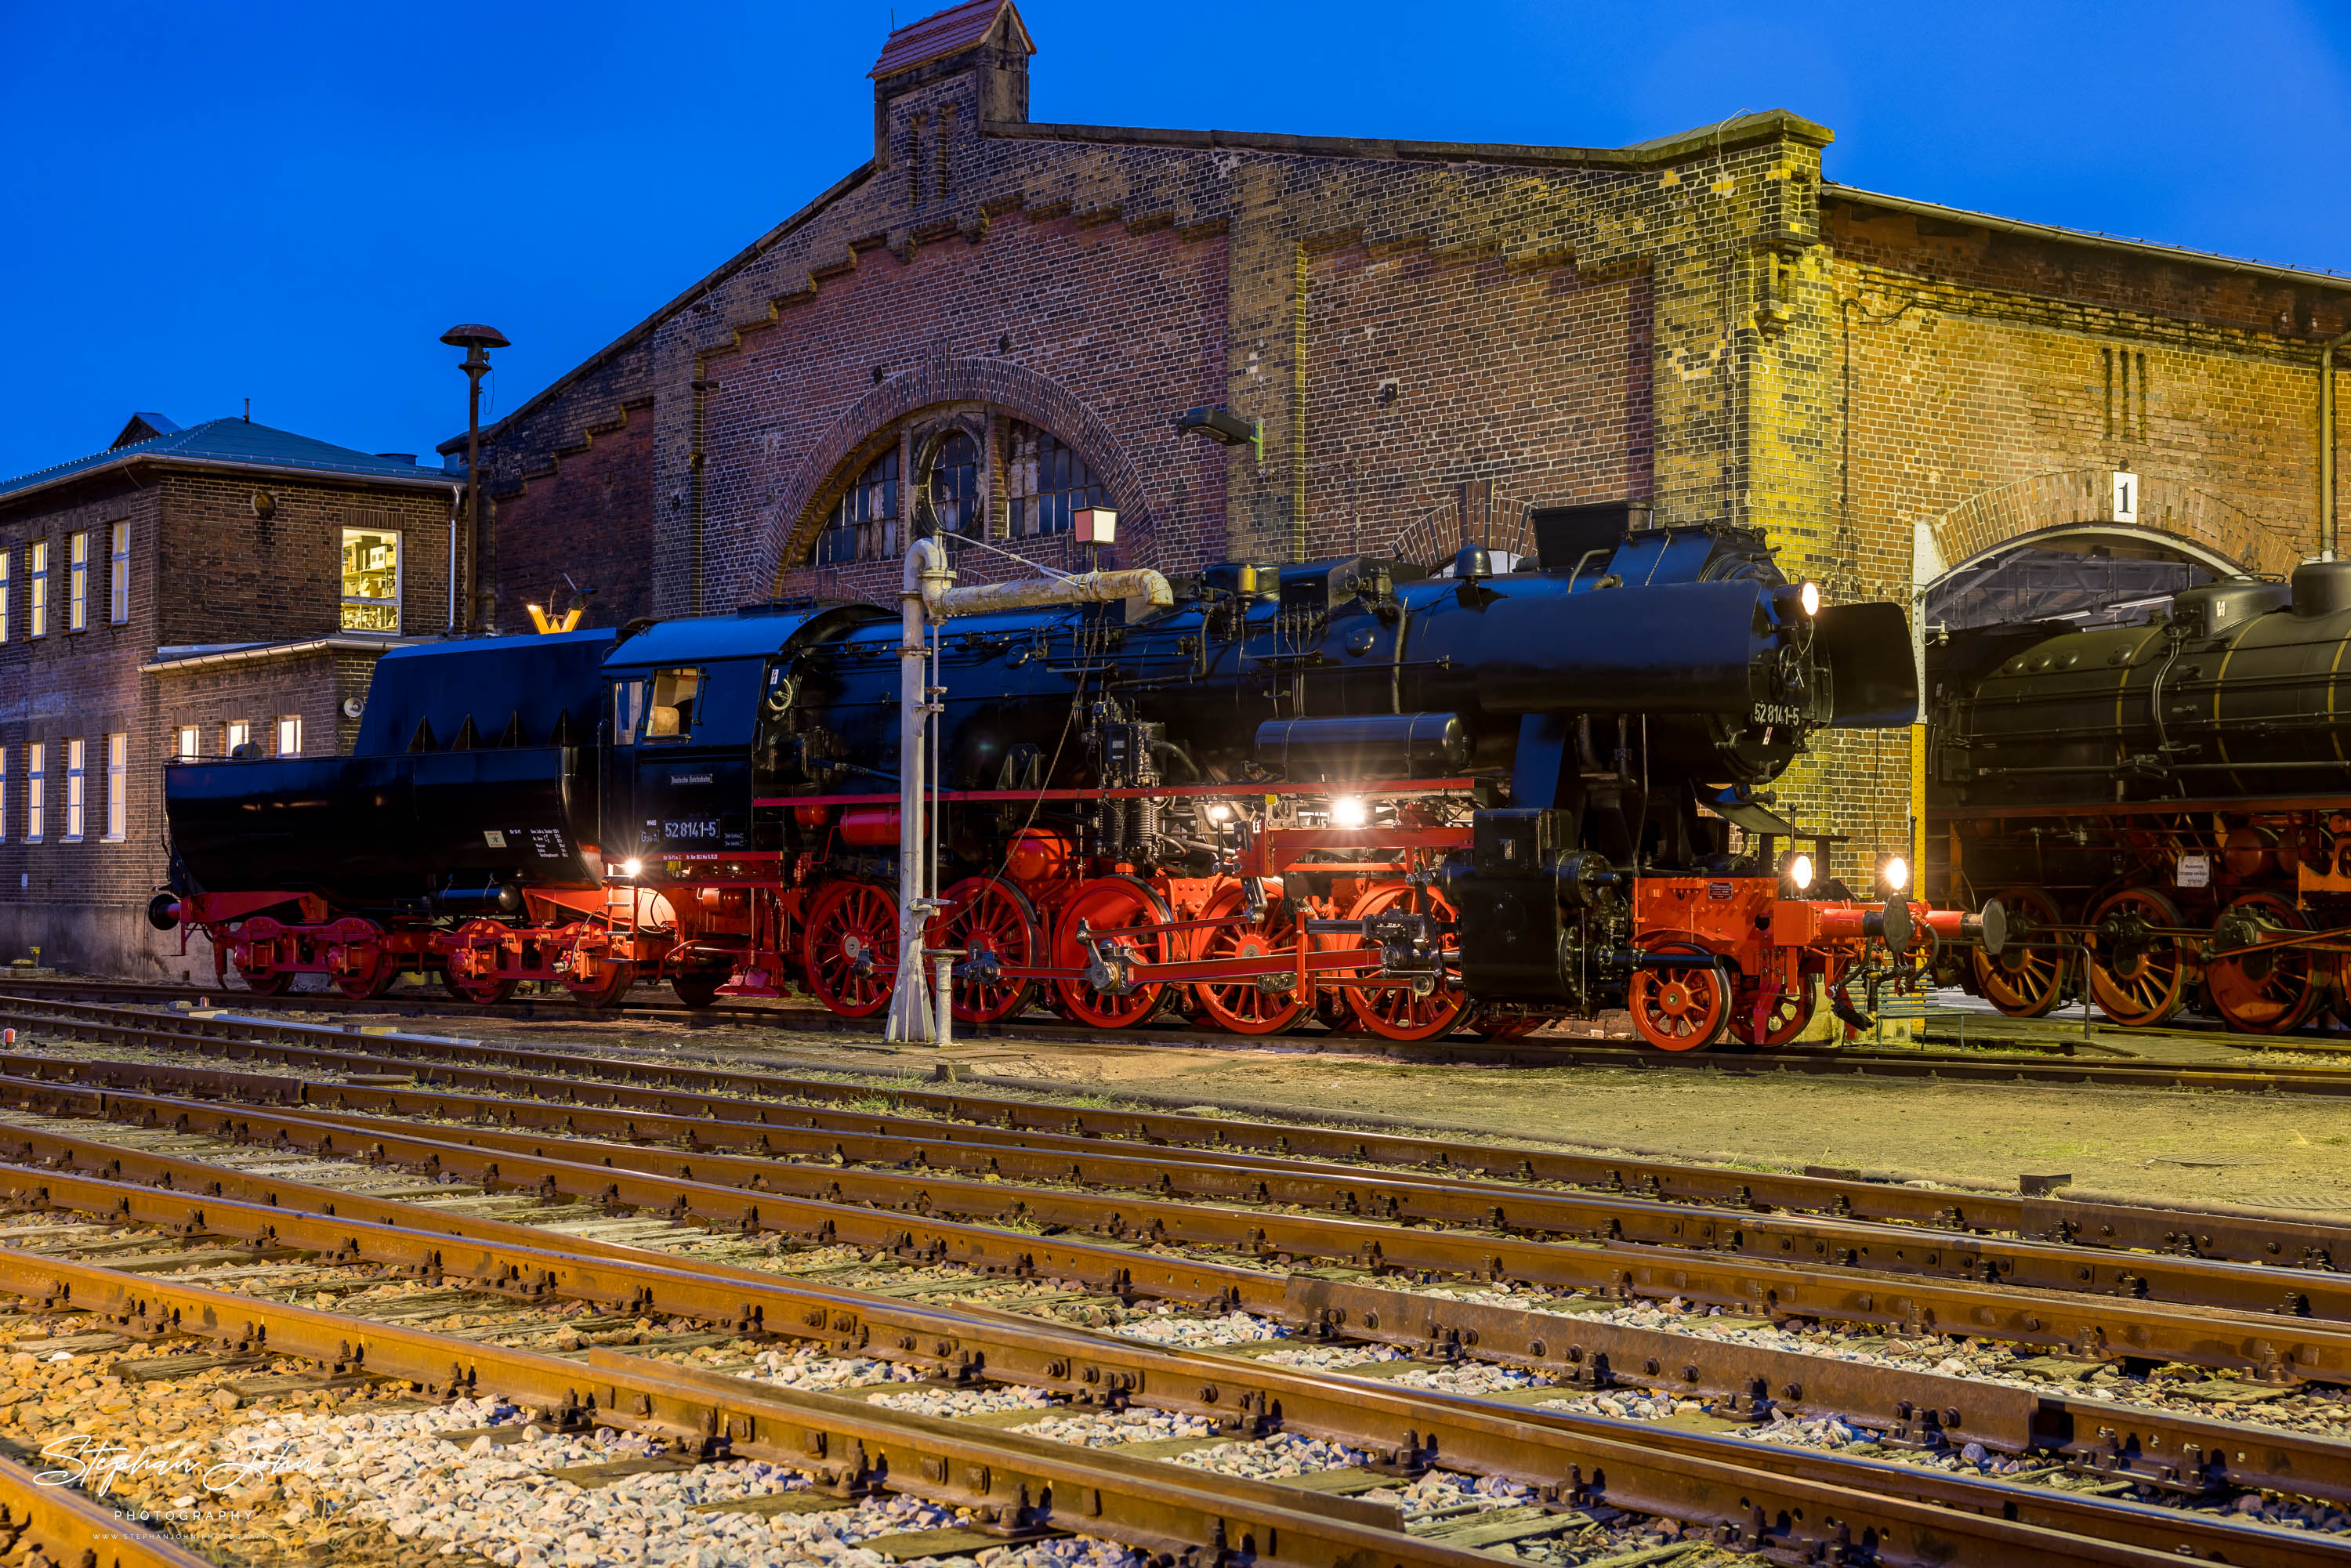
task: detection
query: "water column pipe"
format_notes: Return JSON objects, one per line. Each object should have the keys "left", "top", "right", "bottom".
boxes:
{"left": 882, "top": 538, "right": 1177, "bottom": 1043}
{"left": 2324, "top": 325, "right": 2351, "bottom": 560}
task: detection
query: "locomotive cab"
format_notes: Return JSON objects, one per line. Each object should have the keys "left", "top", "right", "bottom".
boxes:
{"left": 600, "top": 603, "right": 886, "bottom": 879}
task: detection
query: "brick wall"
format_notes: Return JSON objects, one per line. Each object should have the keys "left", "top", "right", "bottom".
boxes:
{"left": 484, "top": 397, "right": 656, "bottom": 633}
{"left": 1303, "top": 242, "right": 1654, "bottom": 557}
{"left": 1812, "top": 197, "right": 2351, "bottom": 874}
{"left": 158, "top": 474, "right": 453, "bottom": 645}
{"left": 0, "top": 466, "right": 440, "bottom": 977}
{"left": 460, "top": 9, "right": 2351, "bottom": 868}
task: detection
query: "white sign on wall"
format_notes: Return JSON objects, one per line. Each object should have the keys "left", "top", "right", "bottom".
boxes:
{"left": 2111, "top": 470, "right": 2139, "bottom": 525}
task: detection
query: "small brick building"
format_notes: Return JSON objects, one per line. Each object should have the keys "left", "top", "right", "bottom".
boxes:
{"left": 0, "top": 413, "right": 457, "bottom": 976}
{"left": 451, "top": 0, "right": 2348, "bottom": 871}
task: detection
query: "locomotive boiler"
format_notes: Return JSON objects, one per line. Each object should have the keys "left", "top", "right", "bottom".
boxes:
{"left": 157, "top": 502, "right": 1983, "bottom": 1050}
{"left": 1936, "top": 559, "right": 2351, "bottom": 1032}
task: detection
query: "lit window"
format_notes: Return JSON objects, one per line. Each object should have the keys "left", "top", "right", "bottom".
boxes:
{"left": 108, "top": 523, "right": 128, "bottom": 625}
{"left": 1, "top": 745, "right": 10, "bottom": 842}
{"left": 341, "top": 527, "right": 400, "bottom": 632}
{"left": 176, "top": 726, "right": 199, "bottom": 761}
{"left": 226, "top": 721, "right": 252, "bottom": 756}
{"left": 67, "top": 532, "right": 86, "bottom": 632}
{"left": 277, "top": 715, "right": 302, "bottom": 756}
{"left": 817, "top": 450, "right": 899, "bottom": 565}
{"left": 30, "top": 541, "right": 47, "bottom": 638}
{"left": 64, "top": 737, "right": 83, "bottom": 841}
{"left": 103, "top": 733, "right": 124, "bottom": 841}
{"left": 643, "top": 668, "right": 702, "bottom": 740}
{"left": 27, "top": 743, "right": 44, "bottom": 842}
{"left": 0, "top": 550, "right": 12, "bottom": 643}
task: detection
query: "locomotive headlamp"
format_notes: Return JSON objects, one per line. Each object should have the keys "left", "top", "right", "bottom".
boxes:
{"left": 1799, "top": 581, "right": 1821, "bottom": 617}
{"left": 1331, "top": 795, "right": 1369, "bottom": 829}
{"left": 1784, "top": 851, "right": 1816, "bottom": 892}
{"left": 618, "top": 857, "right": 643, "bottom": 880}
{"left": 1878, "top": 853, "right": 1911, "bottom": 894}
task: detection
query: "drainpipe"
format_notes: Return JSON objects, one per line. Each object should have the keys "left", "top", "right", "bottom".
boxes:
{"left": 2324, "top": 327, "right": 2351, "bottom": 561}
{"left": 447, "top": 486, "right": 462, "bottom": 633}
{"left": 690, "top": 375, "right": 718, "bottom": 614}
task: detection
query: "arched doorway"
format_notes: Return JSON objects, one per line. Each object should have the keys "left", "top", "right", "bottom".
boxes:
{"left": 1916, "top": 476, "right": 2281, "bottom": 905}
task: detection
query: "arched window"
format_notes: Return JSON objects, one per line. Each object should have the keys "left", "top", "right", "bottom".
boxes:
{"left": 1007, "top": 424, "right": 1110, "bottom": 538}
{"left": 803, "top": 417, "right": 1116, "bottom": 566}
{"left": 920, "top": 429, "right": 980, "bottom": 535}
{"left": 817, "top": 448, "right": 898, "bottom": 565}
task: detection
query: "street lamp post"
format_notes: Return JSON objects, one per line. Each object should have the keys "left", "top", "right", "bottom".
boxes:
{"left": 440, "top": 324, "right": 509, "bottom": 632}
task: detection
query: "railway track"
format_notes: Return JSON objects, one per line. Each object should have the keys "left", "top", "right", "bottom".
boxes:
{"left": 10, "top": 978, "right": 2351, "bottom": 1101}
{"left": 0, "top": 999, "right": 2348, "bottom": 1563}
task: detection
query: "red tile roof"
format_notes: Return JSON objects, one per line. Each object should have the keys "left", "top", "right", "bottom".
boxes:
{"left": 870, "top": 0, "right": 1033, "bottom": 79}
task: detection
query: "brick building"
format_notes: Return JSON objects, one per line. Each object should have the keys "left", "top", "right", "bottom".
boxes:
{"left": 459, "top": 0, "right": 2350, "bottom": 870}
{"left": 0, "top": 414, "right": 458, "bottom": 976}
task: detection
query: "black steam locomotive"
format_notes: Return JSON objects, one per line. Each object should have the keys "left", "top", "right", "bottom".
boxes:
{"left": 1934, "top": 560, "right": 2351, "bottom": 1032}
{"left": 158, "top": 502, "right": 1971, "bottom": 1050}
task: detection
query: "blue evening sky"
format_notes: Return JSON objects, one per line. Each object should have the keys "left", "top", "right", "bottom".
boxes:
{"left": 1, "top": 1, "right": 2344, "bottom": 481}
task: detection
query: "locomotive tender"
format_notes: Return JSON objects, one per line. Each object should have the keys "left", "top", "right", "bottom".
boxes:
{"left": 158, "top": 501, "right": 1981, "bottom": 1050}
{"left": 1937, "top": 559, "right": 2351, "bottom": 1033}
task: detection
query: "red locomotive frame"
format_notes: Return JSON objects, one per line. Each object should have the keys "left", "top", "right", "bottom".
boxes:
{"left": 172, "top": 775, "right": 1960, "bottom": 1052}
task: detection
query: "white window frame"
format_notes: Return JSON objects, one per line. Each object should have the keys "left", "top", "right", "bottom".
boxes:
{"left": 226, "top": 720, "right": 252, "bottom": 756}
{"left": 176, "top": 725, "right": 199, "bottom": 761}
{"left": 64, "top": 737, "right": 83, "bottom": 841}
{"left": 1, "top": 549, "right": 13, "bottom": 643}
{"left": 103, "top": 733, "right": 125, "bottom": 842}
{"left": 108, "top": 522, "right": 129, "bottom": 625}
{"left": 1, "top": 745, "right": 10, "bottom": 843}
{"left": 30, "top": 541, "right": 47, "bottom": 639}
{"left": 27, "top": 743, "right": 44, "bottom": 842}
{"left": 67, "top": 532, "right": 87, "bottom": 633}
{"left": 276, "top": 715, "right": 302, "bottom": 757}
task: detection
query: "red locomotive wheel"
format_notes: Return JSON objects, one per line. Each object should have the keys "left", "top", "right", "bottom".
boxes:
{"left": 1628, "top": 946, "right": 1730, "bottom": 1052}
{"left": 334, "top": 947, "right": 398, "bottom": 1000}
{"left": 1051, "top": 876, "right": 1172, "bottom": 1030}
{"left": 2206, "top": 893, "right": 2323, "bottom": 1035}
{"left": 1969, "top": 887, "right": 2070, "bottom": 1018}
{"left": 2086, "top": 886, "right": 2193, "bottom": 1028}
{"left": 234, "top": 916, "right": 294, "bottom": 998}
{"left": 1192, "top": 882, "right": 1306, "bottom": 1035}
{"left": 1726, "top": 976, "right": 1815, "bottom": 1048}
{"left": 563, "top": 957, "right": 634, "bottom": 1009}
{"left": 802, "top": 881, "right": 900, "bottom": 1019}
{"left": 441, "top": 918, "right": 518, "bottom": 1005}
{"left": 1340, "top": 882, "right": 1471, "bottom": 1042}
{"left": 442, "top": 974, "right": 517, "bottom": 1004}
{"left": 326, "top": 918, "right": 398, "bottom": 1000}
{"left": 933, "top": 877, "right": 1041, "bottom": 1025}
